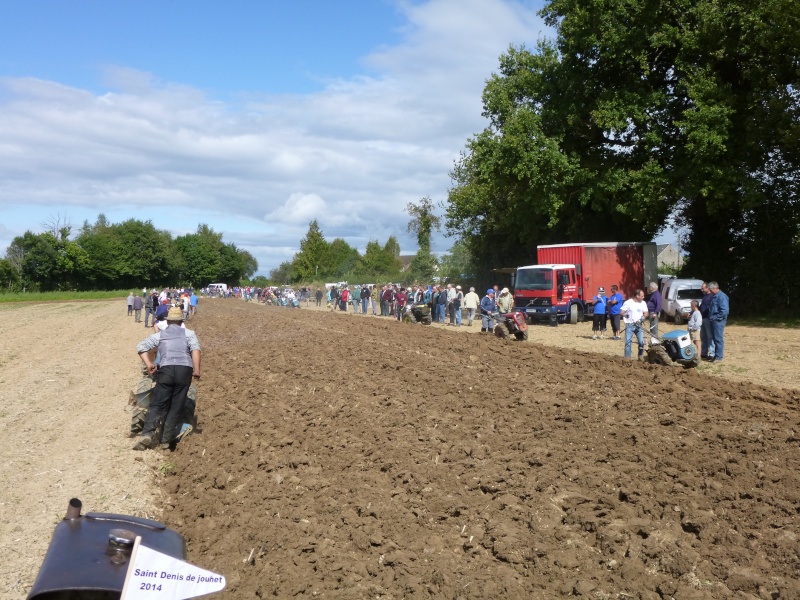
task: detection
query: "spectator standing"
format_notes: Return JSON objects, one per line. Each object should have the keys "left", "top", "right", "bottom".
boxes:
{"left": 463, "top": 287, "right": 480, "bottom": 326}
{"left": 144, "top": 290, "right": 158, "bottom": 328}
{"left": 395, "top": 288, "right": 408, "bottom": 321}
{"left": 590, "top": 287, "right": 607, "bottom": 339}
{"left": 454, "top": 285, "right": 464, "bottom": 326}
{"left": 707, "top": 281, "right": 729, "bottom": 362}
{"left": 446, "top": 284, "right": 457, "bottom": 325}
{"left": 351, "top": 286, "right": 361, "bottom": 314}
{"left": 645, "top": 282, "right": 662, "bottom": 338}
{"left": 436, "top": 285, "right": 447, "bottom": 323}
{"left": 380, "top": 285, "right": 392, "bottom": 316}
{"left": 607, "top": 285, "right": 623, "bottom": 340}
{"left": 127, "top": 293, "right": 135, "bottom": 316}
{"left": 361, "top": 285, "right": 371, "bottom": 314}
{"left": 190, "top": 291, "right": 198, "bottom": 317}
{"left": 330, "top": 286, "right": 340, "bottom": 311}
{"left": 687, "top": 300, "right": 702, "bottom": 357}
{"left": 132, "top": 294, "right": 144, "bottom": 323}
{"left": 621, "top": 289, "right": 649, "bottom": 360}
{"left": 497, "top": 287, "right": 513, "bottom": 313}
{"left": 699, "top": 282, "right": 716, "bottom": 360}
{"left": 315, "top": 287, "right": 323, "bottom": 307}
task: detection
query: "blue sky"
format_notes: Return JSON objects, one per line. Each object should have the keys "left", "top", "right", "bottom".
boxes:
{"left": 0, "top": 0, "right": 553, "bottom": 275}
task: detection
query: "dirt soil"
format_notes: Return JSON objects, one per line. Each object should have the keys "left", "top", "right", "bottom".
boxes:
{"left": 2, "top": 299, "right": 800, "bottom": 599}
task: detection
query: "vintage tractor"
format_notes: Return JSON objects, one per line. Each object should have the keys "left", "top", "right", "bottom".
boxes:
{"left": 646, "top": 329, "right": 700, "bottom": 368}
{"left": 28, "top": 498, "right": 186, "bottom": 600}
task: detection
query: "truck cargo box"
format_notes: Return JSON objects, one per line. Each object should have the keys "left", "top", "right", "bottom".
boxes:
{"left": 537, "top": 242, "right": 657, "bottom": 299}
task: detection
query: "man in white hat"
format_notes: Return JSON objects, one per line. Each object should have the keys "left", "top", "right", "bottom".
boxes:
{"left": 133, "top": 306, "right": 202, "bottom": 450}
{"left": 497, "top": 287, "right": 513, "bottom": 313}
{"left": 453, "top": 285, "right": 464, "bottom": 326}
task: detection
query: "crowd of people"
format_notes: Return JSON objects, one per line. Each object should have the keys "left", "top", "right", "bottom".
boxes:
{"left": 318, "top": 283, "right": 518, "bottom": 331}
{"left": 603, "top": 280, "right": 729, "bottom": 362}
{"left": 127, "top": 288, "right": 198, "bottom": 328}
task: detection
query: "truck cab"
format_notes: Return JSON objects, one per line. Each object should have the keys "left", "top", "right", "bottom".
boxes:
{"left": 514, "top": 264, "right": 584, "bottom": 324}
{"left": 660, "top": 278, "right": 704, "bottom": 324}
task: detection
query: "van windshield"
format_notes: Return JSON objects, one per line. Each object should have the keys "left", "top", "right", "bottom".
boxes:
{"left": 676, "top": 288, "right": 703, "bottom": 300}
{"left": 515, "top": 268, "right": 553, "bottom": 291}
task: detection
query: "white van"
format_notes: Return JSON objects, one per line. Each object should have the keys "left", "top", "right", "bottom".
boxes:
{"left": 208, "top": 283, "right": 228, "bottom": 296}
{"left": 660, "top": 278, "right": 703, "bottom": 324}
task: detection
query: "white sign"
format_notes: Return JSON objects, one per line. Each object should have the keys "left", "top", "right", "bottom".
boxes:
{"left": 121, "top": 537, "right": 226, "bottom": 600}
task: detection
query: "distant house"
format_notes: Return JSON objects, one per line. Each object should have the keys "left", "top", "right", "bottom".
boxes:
{"left": 398, "top": 255, "right": 415, "bottom": 272}
{"left": 657, "top": 243, "right": 683, "bottom": 269}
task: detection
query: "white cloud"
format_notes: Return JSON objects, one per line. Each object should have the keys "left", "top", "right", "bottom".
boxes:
{"left": 0, "top": 0, "right": 548, "bottom": 274}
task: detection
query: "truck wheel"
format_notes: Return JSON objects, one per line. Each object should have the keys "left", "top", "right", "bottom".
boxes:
{"left": 674, "top": 312, "right": 682, "bottom": 325}
{"left": 568, "top": 304, "right": 579, "bottom": 325}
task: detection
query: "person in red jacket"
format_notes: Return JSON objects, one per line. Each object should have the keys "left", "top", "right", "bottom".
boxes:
{"left": 395, "top": 288, "right": 408, "bottom": 321}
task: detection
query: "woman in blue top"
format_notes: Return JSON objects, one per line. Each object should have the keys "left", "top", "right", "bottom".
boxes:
{"left": 591, "top": 287, "right": 608, "bottom": 339}
{"left": 607, "top": 284, "right": 624, "bottom": 340}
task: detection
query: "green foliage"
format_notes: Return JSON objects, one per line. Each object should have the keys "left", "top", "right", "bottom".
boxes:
{"left": 438, "top": 238, "right": 475, "bottom": 284}
{"left": 291, "top": 220, "right": 329, "bottom": 281}
{"left": 0, "top": 259, "right": 18, "bottom": 290}
{"left": 174, "top": 229, "right": 221, "bottom": 286}
{"left": 324, "top": 238, "right": 359, "bottom": 280}
{"left": 406, "top": 197, "right": 440, "bottom": 283}
{"left": 0, "top": 290, "right": 135, "bottom": 303}
{"left": 269, "top": 261, "right": 294, "bottom": 285}
{"left": 352, "top": 240, "right": 401, "bottom": 281}
{"left": 448, "top": 0, "right": 800, "bottom": 315}
{"left": 3, "top": 216, "right": 257, "bottom": 292}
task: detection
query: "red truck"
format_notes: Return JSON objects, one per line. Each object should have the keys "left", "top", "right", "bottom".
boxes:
{"left": 513, "top": 242, "right": 658, "bottom": 324}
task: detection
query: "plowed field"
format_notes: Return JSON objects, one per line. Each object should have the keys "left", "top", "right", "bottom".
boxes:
{"left": 164, "top": 300, "right": 800, "bottom": 598}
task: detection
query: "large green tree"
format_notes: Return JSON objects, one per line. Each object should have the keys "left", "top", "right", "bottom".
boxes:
{"left": 406, "top": 197, "right": 441, "bottom": 283}
{"left": 291, "top": 220, "right": 329, "bottom": 281}
{"left": 448, "top": 0, "right": 800, "bottom": 313}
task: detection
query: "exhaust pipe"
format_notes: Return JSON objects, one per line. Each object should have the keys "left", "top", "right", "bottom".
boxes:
{"left": 65, "top": 498, "right": 82, "bottom": 520}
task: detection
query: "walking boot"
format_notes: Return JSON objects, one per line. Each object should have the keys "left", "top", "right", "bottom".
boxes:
{"left": 132, "top": 431, "right": 158, "bottom": 451}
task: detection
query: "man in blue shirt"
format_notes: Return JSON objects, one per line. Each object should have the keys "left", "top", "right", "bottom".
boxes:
{"left": 479, "top": 289, "right": 497, "bottom": 334}
{"left": 699, "top": 282, "right": 716, "bottom": 360}
{"left": 607, "top": 285, "right": 624, "bottom": 340}
{"left": 707, "top": 281, "right": 729, "bottom": 362}
{"left": 591, "top": 287, "right": 608, "bottom": 339}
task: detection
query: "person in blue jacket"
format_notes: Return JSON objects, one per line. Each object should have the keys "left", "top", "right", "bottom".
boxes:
{"left": 590, "top": 287, "right": 608, "bottom": 339}
{"left": 607, "top": 285, "right": 624, "bottom": 340}
{"left": 707, "top": 281, "right": 729, "bottom": 362}
{"left": 479, "top": 288, "right": 497, "bottom": 334}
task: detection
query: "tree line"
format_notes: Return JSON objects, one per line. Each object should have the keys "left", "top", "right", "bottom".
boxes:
{"left": 268, "top": 198, "right": 461, "bottom": 286}
{"left": 0, "top": 215, "right": 257, "bottom": 292}
{"left": 445, "top": 0, "right": 799, "bottom": 315}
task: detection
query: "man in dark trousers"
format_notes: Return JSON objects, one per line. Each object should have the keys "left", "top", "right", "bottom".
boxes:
{"left": 133, "top": 306, "right": 201, "bottom": 450}
{"left": 132, "top": 293, "right": 144, "bottom": 323}
{"left": 645, "top": 281, "right": 662, "bottom": 338}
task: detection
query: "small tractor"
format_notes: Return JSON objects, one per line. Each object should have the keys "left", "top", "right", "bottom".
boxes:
{"left": 492, "top": 311, "right": 529, "bottom": 341}
{"left": 646, "top": 328, "right": 700, "bottom": 368}
{"left": 403, "top": 303, "right": 433, "bottom": 325}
